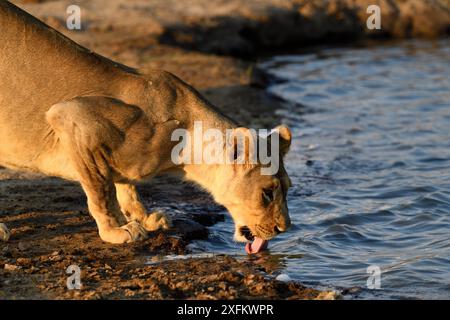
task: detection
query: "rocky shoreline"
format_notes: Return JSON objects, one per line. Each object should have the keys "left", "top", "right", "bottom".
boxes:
{"left": 1, "top": 0, "right": 449, "bottom": 299}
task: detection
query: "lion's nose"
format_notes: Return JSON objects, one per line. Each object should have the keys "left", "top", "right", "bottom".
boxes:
{"left": 275, "top": 216, "right": 291, "bottom": 233}
{"left": 275, "top": 224, "right": 289, "bottom": 234}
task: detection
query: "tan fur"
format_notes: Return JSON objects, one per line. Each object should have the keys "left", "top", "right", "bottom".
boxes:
{"left": 0, "top": 1, "right": 292, "bottom": 244}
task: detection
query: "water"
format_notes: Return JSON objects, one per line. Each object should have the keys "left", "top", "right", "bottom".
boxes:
{"left": 192, "top": 40, "right": 450, "bottom": 299}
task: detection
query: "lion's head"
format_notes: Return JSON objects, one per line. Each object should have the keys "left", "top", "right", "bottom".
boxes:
{"left": 211, "top": 125, "right": 293, "bottom": 248}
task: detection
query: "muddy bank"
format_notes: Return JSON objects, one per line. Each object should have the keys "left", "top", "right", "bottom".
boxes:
{"left": 2, "top": 248, "right": 330, "bottom": 299}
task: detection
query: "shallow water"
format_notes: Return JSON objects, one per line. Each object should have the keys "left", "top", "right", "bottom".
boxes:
{"left": 192, "top": 40, "right": 450, "bottom": 299}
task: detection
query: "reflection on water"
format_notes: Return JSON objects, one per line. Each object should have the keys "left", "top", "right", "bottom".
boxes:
{"left": 147, "top": 253, "right": 216, "bottom": 265}
{"left": 195, "top": 40, "right": 450, "bottom": 299}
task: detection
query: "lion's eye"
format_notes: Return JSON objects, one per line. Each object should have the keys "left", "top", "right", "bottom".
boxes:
{"left": 262, "top": 188, "right": 274, "bottom": 205}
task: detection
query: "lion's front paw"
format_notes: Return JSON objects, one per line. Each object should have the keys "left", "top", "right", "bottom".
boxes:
{"left": 143, "top": 211, "right": 172, "bottom": 232}
{"left": 0, "top": 223, "right": 10, "bottom": 241}
{"left": 99, "top": 221, "right": 148, "bottom": 244}
{"left": 121, "top": 221, "right": 148, "bottom": 242}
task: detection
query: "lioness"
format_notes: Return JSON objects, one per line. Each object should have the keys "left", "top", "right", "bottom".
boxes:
{"left": 0, "top": 1, "right": 292, "bottom": 253}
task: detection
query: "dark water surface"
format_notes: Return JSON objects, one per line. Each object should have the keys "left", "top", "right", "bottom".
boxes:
{"left": 192, "top": 40, "right": 450, "bottom": 299}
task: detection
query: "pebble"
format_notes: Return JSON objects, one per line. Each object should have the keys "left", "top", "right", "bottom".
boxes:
{"left": 16, "top": 257, "right": 31, "bottom": 265}
{"left": 275, "top": 274, "right": 291, "bottom": 282}
{"left": 4, "top": 264, "right": 19, "bottom": 271}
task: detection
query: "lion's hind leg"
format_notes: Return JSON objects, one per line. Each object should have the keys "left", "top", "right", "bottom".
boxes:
{"left": 115, "top": 183, "right": 172, "bottom": 231}
{"left": 0, "top": 223, "right": 10, "bottom": 241}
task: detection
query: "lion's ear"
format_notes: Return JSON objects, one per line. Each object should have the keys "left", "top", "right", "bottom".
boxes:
{"left": 228, "top": 127, "right": 257, "bottom": 162}
{"left": 274, "top": 125, "right": 292, "bottom": 157}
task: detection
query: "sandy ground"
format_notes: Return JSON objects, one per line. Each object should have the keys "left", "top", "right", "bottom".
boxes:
{"left": 1, "top": 0, "right": 448, "bottom": 299}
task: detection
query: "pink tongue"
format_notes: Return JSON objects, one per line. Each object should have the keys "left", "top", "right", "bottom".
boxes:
{"left": 245, "top": 237, "right": 269, "bottom": 254}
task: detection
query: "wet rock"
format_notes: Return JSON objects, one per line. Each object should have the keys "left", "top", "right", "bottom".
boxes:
{"left": 342, "top": 286, "right": 362, "bottom": 295}
{"left": 172, "top": 218, "right": 209, "bottom": 240}
{"left": 190, "top": 212, "right": 225, "bottom": 227}
{"left": 275, "top": 273, "right": 292, "bottom": 282}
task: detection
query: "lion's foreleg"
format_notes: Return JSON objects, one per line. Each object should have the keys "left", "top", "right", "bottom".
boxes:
{"left": 46, "top": 97, "right": 150, "bottom": 244}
